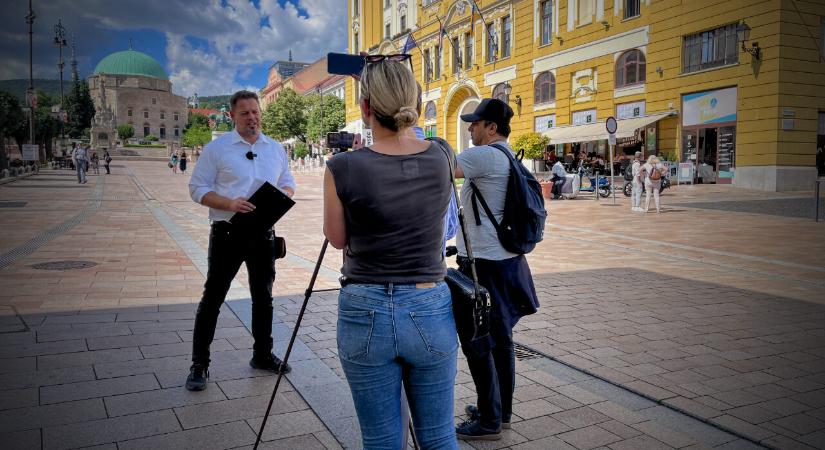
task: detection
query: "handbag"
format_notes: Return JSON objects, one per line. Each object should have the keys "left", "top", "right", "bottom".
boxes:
{"left": 432, "top": 138, "right": 491, "bottom": 342}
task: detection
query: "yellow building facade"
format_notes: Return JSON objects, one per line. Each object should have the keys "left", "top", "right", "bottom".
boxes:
{"left": 347, "top": 0, "right": 825, "bottom": 191}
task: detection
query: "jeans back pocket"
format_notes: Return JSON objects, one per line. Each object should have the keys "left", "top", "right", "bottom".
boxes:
{"left": 337, "top": 310, "right": 375, "bottom": 361}
{"left": 409, "top": 307, "right": 458, "bottom": 358}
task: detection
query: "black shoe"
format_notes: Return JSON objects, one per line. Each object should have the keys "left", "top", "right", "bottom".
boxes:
{"left": 250, "top": 353, "right": 292, "bottom": 374}
{"left": 465, "top": 404, "right": 511, "bottom": 429}
{"left": 185, "top": 364, "right": 208, "bottom": 391}
{"left": 456, "top": 418, "right": 501, "bottom": 441}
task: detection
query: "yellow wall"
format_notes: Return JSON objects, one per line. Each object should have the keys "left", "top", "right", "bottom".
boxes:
{"left": 347, "top": 0, "right": 825, "bottom": 172}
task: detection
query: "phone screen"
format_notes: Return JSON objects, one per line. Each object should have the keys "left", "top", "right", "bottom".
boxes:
{"left": 327, "top": 52, "right": 365, "bottom": 77}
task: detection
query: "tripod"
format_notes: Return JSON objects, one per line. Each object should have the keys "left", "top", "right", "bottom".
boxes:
{"left": 252, "top": 239, "right": 420, "bottom": 450}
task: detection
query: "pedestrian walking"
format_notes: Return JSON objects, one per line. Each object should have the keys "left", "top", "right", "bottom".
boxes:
{"left": 454, "top": 98, "right": 540, "bottom": 441}
{"left": 170, "top": 152, "right": 179, "bottom": 174}
{"left": 631, "top": 151, "right": 644, "bottom": 212}
{"left": 185, "top": 90, "right": 296, "bottom": 391}
{"left": 324, "top": 57, "right": 459, "bottom": 450}
{"left": 72, "top": 144, "right": 88, "bottom": 184}
{"left": 179, "top": 151, "right": 188, "bottom": 174}
{"left": 103, "top": 150, "right": 112, "bottom": 174}
{"left": 642, "top": 154, "right": 666, "bottom": 213}
{"left": 90, "top": 152, "right": 100, "bottom": 175}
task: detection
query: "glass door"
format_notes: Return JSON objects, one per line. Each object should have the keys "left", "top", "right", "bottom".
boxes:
{"left": 717, "top": 126, "right": 735, "bottom": 184}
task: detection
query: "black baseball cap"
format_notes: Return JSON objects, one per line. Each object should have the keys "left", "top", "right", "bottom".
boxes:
{"left": 460, "top": 98, "right": 514, "bottom": 124}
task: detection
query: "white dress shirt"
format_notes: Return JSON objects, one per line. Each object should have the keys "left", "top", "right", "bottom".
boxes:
{"left": 189, "top": 130, "right": 296, "bottom": 222}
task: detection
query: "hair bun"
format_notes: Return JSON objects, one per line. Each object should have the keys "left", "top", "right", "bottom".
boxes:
{"left": 394, "top": 106, "right": 419, "bottom": 129}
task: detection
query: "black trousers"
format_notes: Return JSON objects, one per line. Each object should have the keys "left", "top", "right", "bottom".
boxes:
{"left": 192, "top": 221, "right": 278, "bottom": 366}
{"left": 551, "top": 174, "right": 565, "bottom": 197}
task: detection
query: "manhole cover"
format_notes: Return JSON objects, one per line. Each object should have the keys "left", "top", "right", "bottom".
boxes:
{"left": 514, "top": 343, "right": 543, "bottom": 361}
{"left": 31, "top": 260, "right": 98, "bottom": 270}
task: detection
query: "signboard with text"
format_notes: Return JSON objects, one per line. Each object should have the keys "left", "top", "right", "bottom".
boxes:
{"left": 682, "top": 87, "right": 737, "bottom": 127}
{"left": 22, "top": 144, "right": 39, "bottom": 161}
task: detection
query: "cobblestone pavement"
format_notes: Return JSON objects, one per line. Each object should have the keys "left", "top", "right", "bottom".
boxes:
{"left": 0, "top": 160, "right": 823, "bottom": 449}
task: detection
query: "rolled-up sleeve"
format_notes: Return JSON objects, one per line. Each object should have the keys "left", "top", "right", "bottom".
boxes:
{"left": 188, "top": 148, "right": 215, "bottom": 204}
{"left": 275, "top": 143, "right": 296, "bottom": 192}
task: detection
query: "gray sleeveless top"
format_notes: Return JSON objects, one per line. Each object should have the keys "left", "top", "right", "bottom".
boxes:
{"left": 327, "top": 141, "right": 454, "bottom": 283}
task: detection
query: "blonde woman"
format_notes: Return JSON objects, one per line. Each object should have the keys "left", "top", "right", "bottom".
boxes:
{"left": 642, "top": 155, "right": 666, "bottom": 213}
{"left": 324, "top": 56, "right": 459, "bottom": 449}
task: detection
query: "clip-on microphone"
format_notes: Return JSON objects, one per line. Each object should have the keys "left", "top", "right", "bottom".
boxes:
{"left": 246, "top": 151, "right": 257, "bottom": 160}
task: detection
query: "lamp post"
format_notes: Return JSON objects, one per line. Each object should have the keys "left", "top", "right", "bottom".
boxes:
{"left": 54, "top": 20, "right": 68, "bottom": 154}
{"left": 318, "top": 86, "right": 324, "bottom": 155}
{"left": 25, "top": 0, "right": 36, "bottom": 146}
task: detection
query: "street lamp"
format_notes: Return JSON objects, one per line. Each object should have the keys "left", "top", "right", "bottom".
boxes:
{"left": 25, "top": 0, "right": 36, "bottom": 146}
{"left": 54, "top": 20, "right": 68, "bottom": 153}
{"left": 736, "top": 22, "right": 761, "bottom": 60}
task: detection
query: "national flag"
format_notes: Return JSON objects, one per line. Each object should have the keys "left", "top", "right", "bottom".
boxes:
{"left": 402, "top": 33, "right": 418, "bottom": 54}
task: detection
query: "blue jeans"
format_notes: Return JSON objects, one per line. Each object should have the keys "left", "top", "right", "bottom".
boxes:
{"left": 338, "top": 282, "right": 458, "bottom": 450}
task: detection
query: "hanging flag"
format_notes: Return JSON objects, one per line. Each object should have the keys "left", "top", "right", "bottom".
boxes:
{"left": 402, "top": 33, "right": 418, "bottom": 54}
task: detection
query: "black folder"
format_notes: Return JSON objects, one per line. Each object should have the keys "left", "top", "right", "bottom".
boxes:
{"left": 229, "top": 181, "right": 295, "bottom": 233}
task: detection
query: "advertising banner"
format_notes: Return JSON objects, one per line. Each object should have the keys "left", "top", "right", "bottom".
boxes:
{"left": 682, "top": 87, "right": 737, "bottom": 127}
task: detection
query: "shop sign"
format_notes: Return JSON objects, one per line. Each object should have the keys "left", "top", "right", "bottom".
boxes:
{"left": 534, "top": 114, "right": 556, "bottom": 133}
{"left": 22, "top": 144, "right": 39, "bottom": 161}
{"left": 617, "top": 101, "right": 645, "bottom": 120}
{"left": 646, "top": 124, "right": 657, "bottom": 154}
{"left": 682, "top": 87, "right": 737, "bottom": 126}
{"left": 572, "top": 109, "right": 597, "bottom": 126}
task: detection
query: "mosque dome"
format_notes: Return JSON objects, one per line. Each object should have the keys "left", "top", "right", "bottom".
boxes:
{"left": 93, "top": 49, "right": 169, "bottom": 80}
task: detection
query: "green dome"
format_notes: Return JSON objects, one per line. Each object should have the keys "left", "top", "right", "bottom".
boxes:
{"left": 93, "top": 49, "right": 168, "bottom": 79}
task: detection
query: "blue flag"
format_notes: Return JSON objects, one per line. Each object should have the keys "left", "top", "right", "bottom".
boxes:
{"left": 402, "top": 33, "right": 417, "bottom": 54}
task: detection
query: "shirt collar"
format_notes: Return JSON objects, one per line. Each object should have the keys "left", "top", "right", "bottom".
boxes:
{"left": 230, "top": 129, "right": 271, "bottom": 146}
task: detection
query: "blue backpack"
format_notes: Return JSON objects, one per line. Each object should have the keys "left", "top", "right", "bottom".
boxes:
{"left": 470, "top": 143, "right": 547, "bottom": 254}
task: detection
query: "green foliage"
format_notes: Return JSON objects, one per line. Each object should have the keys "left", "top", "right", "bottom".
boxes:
{"left": 187, "top": 112, "right": 209, "bottom": 129}
{"left": 0, "top": 91, "right": 24, "bottom": 169}
{"left": 196, "top": 95, "right": 231, "bottom": 110}
{"left": 512, "top": 133, "right": 549, "bottom": 160}
{"left": 215, "top": 121, "right": 232, "bottom": 131}
{"left": 306, "top": 94, "right": 346, "bottom": 143}
{"left": 144, "top": 134, "right": 159, "bottom": 142}
{"left": 0, "top": 79, "right": 63, "bottom": 102}
{"left": 261, "top": 88, "right": 307, "bottom": 143}
{"left": 117, "top": 124, "right": 134, "bottom": 140}
{"left": 64, "top": 80, "right": 95, "bottom": 138}
{"left": 182, "top": 125, "right": 212, "bottom": 148}
{"left": 293, "top": 141, "right": 310, "bottom": 159}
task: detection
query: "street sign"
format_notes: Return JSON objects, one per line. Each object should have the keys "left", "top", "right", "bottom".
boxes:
{"left": 26, "top": 89, "right": 37, "bottom": 108}
{"left": 608, "top": 134, "right": 617, "bottom": 146}
{"left": 22, "top": 144, "right": 39, "bottom": 161}
{"left": 605, "top": 116, "right": 618, "bottom": 134}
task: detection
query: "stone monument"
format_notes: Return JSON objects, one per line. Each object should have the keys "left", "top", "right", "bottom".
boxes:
{"left": 90, "top": 77, "right": 117, "bottom": 151}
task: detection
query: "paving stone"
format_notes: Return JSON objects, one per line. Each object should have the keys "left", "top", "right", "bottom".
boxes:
{"left": 727, "top": 404, "right": 783, "bottom": 424}
{"left": 0, "top": 428, "right": 41, "bottom": 450}
{"left": 36, "top": 324, "right": 134, "bottom": 342}
{"left": 557, "top": 424, "right": 622, "bottom": 449}
{"left": 598, "top": 420, "right": 643, "bottom": 439}
{"left": 510, "top": 415, "right": 572, "bottom": 440}
{"left": 590, "top": 401, "right": 648, "bottom": 425}
{"left": 299, "top": 381, "right": 357, "bottom": 421}
{"left": 43, "top": 314, "right": 117, "bottom": 325}
{"left": 0, "top": 339, "right": 87, "bottom": 358}
{"left": 0, "top": 356, "right": 36, "bottom": 375}
{"left": 710, "top": 415, "right": 775, "bottom": 442}
{"left": 513, "top": 398, "right": 563, "bottom": 420}
{"left": 118, "top": 420, "right": 255, "bottom": 450}
{"left": 637, "top": 405, "right": 738, "bottom": 447}
{"left": 93, "top": 354, "right": 190, "bottom": 379}
{"left": 0, "top": 387, "right": 38, "bottom": 410}
{"left": 623, "top": 381, "right": 676, "bottom": 401}
{"left": 713, "top": 439, "right": 766, "bottom": 449}
{"left": 552, "top": 406, "right": 611, "bottom": 429}
{"left": 771, "top": 413, "right": 825, "bottom": 435}
{"left": 799, "top": 430, "right": 825, "bottom": 449}
{"left": 760, "top": 435, "right": 818, "bottom": 450}
{"left": 608, "top": 434, "right": 674, "bottom": 450}
{"left": 0, "top": 398, "right": 106, "bottom": 433}
{"left": 662, "top": 396, "right": 722, "bottom": 419}
{"left": 217, "top": 375, "right": 296, "bottom": 399}
{"left": 513, "top": 383, "right": 556, "bottom": 402}
{"left": 248, "top": 433, "right": 328, "bottom": 450}
{"left": 40, "top": 374, "right": 159, "bottom": 404}
{"left": 248, "top": 409, "right": 327, "bottom": 442}
{"left": 631, "top": 420, "right": 696, "bottom": 448}
{"left": 86, "top": 331, "right": 181, "bottom": 350}
{"left": 521, "top": 370, "right": 571, "bottom": 388}
{"left": 42, "top": 409, "right": 181, "bottom": 450}
{"left": 175, "top": 393, "right": 302, "bottom": 429}
{"left": 36, "top": 347, "right": 144, "bottom": 369}
{"left": 552, "top": 384, "right": 606, "bottom": 405}
{"left": 104, "top": 384, "right": 227, "bottom": 416}
{"left": 139, "top": 338, "right": 232, "bottom": 358}
{"left": 574, "top": 379, "right": 656, "bottom": 411}
{"left": 0, "top": 365, "right": 95, "bottom": 391}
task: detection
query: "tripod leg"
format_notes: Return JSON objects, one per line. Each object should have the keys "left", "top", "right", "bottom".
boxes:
{"left": 253, "top": 239, "right": 331, "bottom": 450}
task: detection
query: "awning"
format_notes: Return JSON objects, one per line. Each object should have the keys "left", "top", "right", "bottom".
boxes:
{"left": 542, "top": 112, "right": 676, "bottom": 145}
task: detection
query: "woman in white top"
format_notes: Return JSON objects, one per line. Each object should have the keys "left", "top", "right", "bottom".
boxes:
{"left": 642, "top": 155, "right": 665, "bottom": 213}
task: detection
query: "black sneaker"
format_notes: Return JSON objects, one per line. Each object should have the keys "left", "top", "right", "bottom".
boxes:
{"left": 465, "top": 404, "right": 511, "bottom": 429}
{"left": 250, "top": 352, "right": 292, "bottom": 374}
{"left": 185, "top": 364, "right": 208, "bottom": 391}
{"left": 456, "top": 418, "right": 501, "bottom": 441}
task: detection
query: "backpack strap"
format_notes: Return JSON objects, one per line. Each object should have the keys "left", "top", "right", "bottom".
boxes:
{"left": 469, "top": 142, "right": 512, "bottom": 229}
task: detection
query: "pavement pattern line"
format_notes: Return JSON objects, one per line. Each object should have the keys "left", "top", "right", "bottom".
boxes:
{"left": 548, "top": 223, "right": 825, "bottom": 288}
{"left": 548, "top": 222, "right": 825, "bottom": 274}
{"left": 0, "top": 173, "right": 105, "bottom": 271}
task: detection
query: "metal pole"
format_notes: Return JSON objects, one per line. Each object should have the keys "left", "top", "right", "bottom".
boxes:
{"left": 26, "top": 0, "right": 35, "bottom": 146}
{"left": 610, "top": 143, "right": 616, "bottom": 204}
{"left": 55, "top": 20, "right": 67, "bottom": 157}
{"left": 816, "top": 180, "right": 821, "bottom": 222}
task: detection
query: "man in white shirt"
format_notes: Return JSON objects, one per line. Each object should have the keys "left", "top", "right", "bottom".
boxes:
{"left": 72, "top": 143, "right": 88, "bottom": 184}
{"left": 631, "top": 151, "right": 643, "bottom": 212}
{"left": 186, "top": 90, "right": 296, "bottom": 391}
{"left": 550, "top": 159, "right": 567, "bottom": 199}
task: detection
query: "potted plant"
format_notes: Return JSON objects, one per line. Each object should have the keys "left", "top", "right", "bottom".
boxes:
{"left": 512, "top": 132, "right": 550, "bottom": 173}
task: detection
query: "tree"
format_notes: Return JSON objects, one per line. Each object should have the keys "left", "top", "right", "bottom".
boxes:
{"left": 187, "top": 112, "right": 209, "bottom": 130}
{"left": 0, "top": 91, "right": 25, "bottom": 170}
{"left": 512, "top": 132, "right": 549, "bottom": 160}
{"left": 261, "top": 88, "right": 307, "bottom": 143}
{"left": 117, "top": 124, "right": 134, "bottom": 141}
{"left": 182, "top": 124, "right": 212, "bottom": 148}
{"left": 63, "top": 80, "right": 95, "bottom": 138}
{"left": 306, "top": 94, "right": 346, "bottom": 143}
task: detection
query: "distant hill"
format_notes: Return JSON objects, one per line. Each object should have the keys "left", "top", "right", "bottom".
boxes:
{"left": 197, "top": 95, "right": 231, "bottom": 110}
{"left": 0, "top": 79, "right": 64, "bottom": 102}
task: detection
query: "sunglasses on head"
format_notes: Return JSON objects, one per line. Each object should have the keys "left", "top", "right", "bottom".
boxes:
{"left": 364, "top": 53, "right": 412, "bottom": 63}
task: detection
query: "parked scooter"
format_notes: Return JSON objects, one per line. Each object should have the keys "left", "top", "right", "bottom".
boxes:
{"left": 579, "top": 166, "right": 612, "bottom": 198}
{"left": 622, "top": 173, "right": 670, "bottom": 196}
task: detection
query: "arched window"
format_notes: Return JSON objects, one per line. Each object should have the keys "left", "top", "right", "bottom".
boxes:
{"left": 615, "top": 49, "right": 646, "bottom": 88}
{"left": 534, "top": 72, "right": 556, "bottom": 104}
{"left": 424, "top": 101, "right": 437, "bottom": 121}
{"left": 492, "top": 83, "right": 507, "bottom": 102}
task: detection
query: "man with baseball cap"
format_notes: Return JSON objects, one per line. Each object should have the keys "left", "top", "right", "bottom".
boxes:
{"left": 453, "top": 98, "right": 540, "bottom": 440}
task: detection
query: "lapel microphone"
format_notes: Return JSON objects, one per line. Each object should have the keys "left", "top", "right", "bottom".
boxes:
{"left": 245, "top": 151, "right": 257, "bottom": 160}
